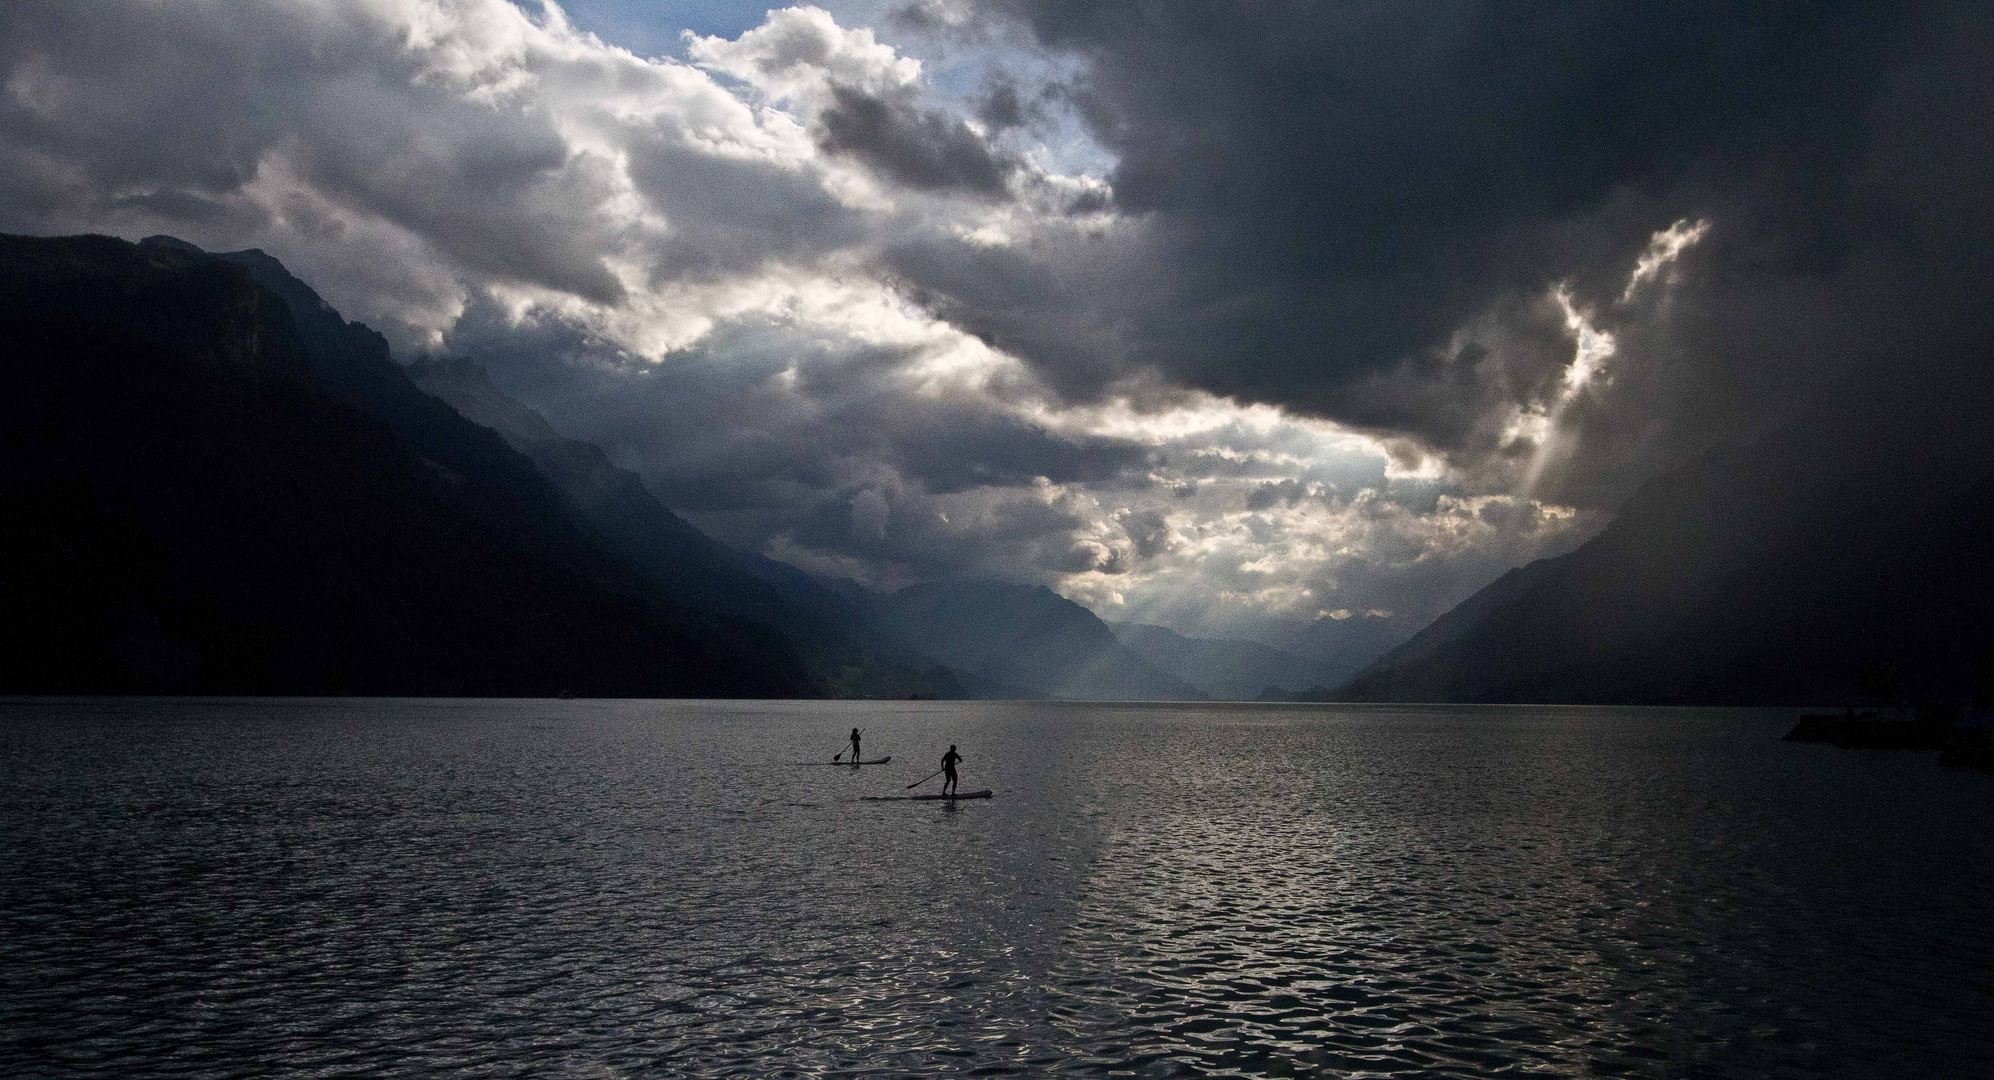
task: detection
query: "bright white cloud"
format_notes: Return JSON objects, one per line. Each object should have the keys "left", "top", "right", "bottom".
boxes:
{"left": 687, "top": 5, "right": 921, "bottom": 103}
{"left": 1621, "top": 217, "right": 1710, "bottom": 303}
{"left": 0, "top": 0, "right": 1611, "bottom": 645}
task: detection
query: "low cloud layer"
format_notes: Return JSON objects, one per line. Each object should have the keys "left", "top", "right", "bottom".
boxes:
{"left": 4, "top": 0, "right": 1986, "bottom": 643}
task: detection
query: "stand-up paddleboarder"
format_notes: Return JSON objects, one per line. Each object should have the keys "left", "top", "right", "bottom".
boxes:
{"left": 941, "top": 744, "right": 962, "bottom": 797}
{"left": 848, "top": 728, "right": 863, "bottom": 764}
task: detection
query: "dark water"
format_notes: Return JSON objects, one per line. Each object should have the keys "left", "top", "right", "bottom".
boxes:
{"left": 3, "top": 699, "right": 1991, "bottom": 1078}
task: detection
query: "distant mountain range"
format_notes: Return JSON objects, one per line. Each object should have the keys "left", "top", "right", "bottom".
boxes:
{"left": 411, "top": 359, "right": 1220, "bottom": 701}
{"left": 1108, "top": 622, "right": 1303, "bottom": 701}
{"left": 0, "top": 231, "right": 1322, "bottom": 699}
{"left": 25, "top": 230, "right": 1967, "bottom": 706}
{"left": 1339, "top": 376, "right": 1994, "bottom": 705}
{"left": 869, "top": 581, "right": 1205, "bottom": 700}
{"left": 414, "top": 357, "right": 1408, "bottom": 702}
{"left": 1099, "top": 611, "right": 1407, "bottom": 701}
{"left": 406, "top": 357, "right": 965, "bottom": 700}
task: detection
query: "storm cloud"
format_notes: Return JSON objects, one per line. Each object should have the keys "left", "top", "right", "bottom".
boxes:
{"left": 905, "top": 0, "right": 1994, "bottom": 498}
{"left": 816, "top": 83, "right": 1016, "bottom": 197}
{"left": 2, "top": 0, "right": 1983, "bottom": 644}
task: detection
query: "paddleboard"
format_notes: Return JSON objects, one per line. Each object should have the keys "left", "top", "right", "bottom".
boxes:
{"left": 792, "top": 756, "right": 892, "bottom": 765}
{"left": 862, "top": 789, "right": 993, "bottom": 801}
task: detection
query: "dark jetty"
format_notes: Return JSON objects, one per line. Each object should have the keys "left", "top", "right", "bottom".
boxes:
{"left": 1782, "top": 710, "right": 1946, "bottom": 750}
{"left": 1938, "top": 716, "right": 1994, "bottom": 771}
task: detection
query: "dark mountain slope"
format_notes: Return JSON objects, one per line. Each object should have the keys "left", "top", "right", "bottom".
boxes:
{"left": 191, "top": 238, "right": 821, "bottom": 694}
{"left": 1767, "top": 466, "right": 1994, "bottom": 703}
{"left": 192, "top": 241, "right": 637, "bottom": 597}
{"left": 872, "top": 581, "right": 1207, "bottom": 701}
{"left": 0, "top": 233, "right": 312, "bottom": 378}
{"left": 1109, "top": 622, "right": 1309, "bottom": 700}
{"left": 0, "top": 233, "right": 812, "bottom": 696}
{"left": 1265, "top": 613, "right": 1405, "bottom": 691}
{"left": 1334, "top": 556, "right": 1569, "bottom": 697}
{"left": 407, "top": 358, "right": 965, "bottom": 699}
{"left": 1341, "top": 379, "right": 1994, "bottom": 705}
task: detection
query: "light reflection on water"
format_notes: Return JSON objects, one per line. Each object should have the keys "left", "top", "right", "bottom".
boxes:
{"left": 2, "top": 698, "right": 1990, "bottom": 1077}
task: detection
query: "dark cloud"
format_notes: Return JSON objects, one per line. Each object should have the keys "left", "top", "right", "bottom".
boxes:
{"left": 886, "top": 2, "right": 953, "bottom": 36}
{"left": 816, "top": 84, "right": 1016, "bottom": 198}
{"left": 12, "top": 0, "right": 1982, "bottom": 643}
{"left": 1116, "top": 509, "right": 1171, "bottom": 559}
{"left": 972, "top": 79, "right": 1027, "bottom": 132}
{"left": 1244, "top": 479, "right": 1307, "bottom": 512}
{"left": 893, "top": 0, "right": 1994, "bottom": 504}
{"left": 450, "top": 282, "right": 1586, "bottom": 633}
{"left": 447, "top": 298, "right": 1151, "bottom": 582}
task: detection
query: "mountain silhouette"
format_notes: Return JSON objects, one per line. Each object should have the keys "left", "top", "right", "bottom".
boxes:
{"left": 1341, "top": 377, "right": 1994, "bottom": 705}
{"left": 408, "top": 358, "right": 1211, "bottom": 701}
{"left": 1108, "top": 622, "right": 1313, "bottom": 700}
{"left": 1262, "top": 613, "right": 1405, "bottom": 691}
{"left": 43, "top": 233, "right": 1978, "bottom": 706}
{"left": 0, "top": 233, "right": 814, "bottom": 696}
{"left": 407, "top": 357, "right": 966, "bottom": 698}
{"left": 871, "top": 581, "right": 1207, "bottom": 701}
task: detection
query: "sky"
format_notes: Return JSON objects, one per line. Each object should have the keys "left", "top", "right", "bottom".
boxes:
{"left": 3, "top": 0, "right": 1989, "bottom": 646}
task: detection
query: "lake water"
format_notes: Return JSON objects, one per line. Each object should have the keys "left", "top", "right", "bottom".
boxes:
{"left": 3, "top": 698, "right": 1991, "bottom": 1078}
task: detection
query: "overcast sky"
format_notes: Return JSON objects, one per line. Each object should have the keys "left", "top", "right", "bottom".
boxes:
{"left": 4, "top": 0, "right": 1988, "bottom": 644}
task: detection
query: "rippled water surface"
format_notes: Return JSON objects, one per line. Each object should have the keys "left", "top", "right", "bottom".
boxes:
{"left": 4, "top": 698, "right": 1992, "bottom": 1078}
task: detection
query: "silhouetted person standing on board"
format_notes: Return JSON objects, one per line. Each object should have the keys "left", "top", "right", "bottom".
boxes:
{"left": 849, "top": 728, "right": 862, "bottom": 764}
{"left": 941, "top": 744, "right": 962, "bottom": 797}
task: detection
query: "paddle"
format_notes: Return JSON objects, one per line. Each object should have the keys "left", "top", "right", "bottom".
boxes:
{"left": 833, "top": 728, "right": 865, "bottom": 762}
{"left": 906, "top": 768, "right": 944, "bottom": 790}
